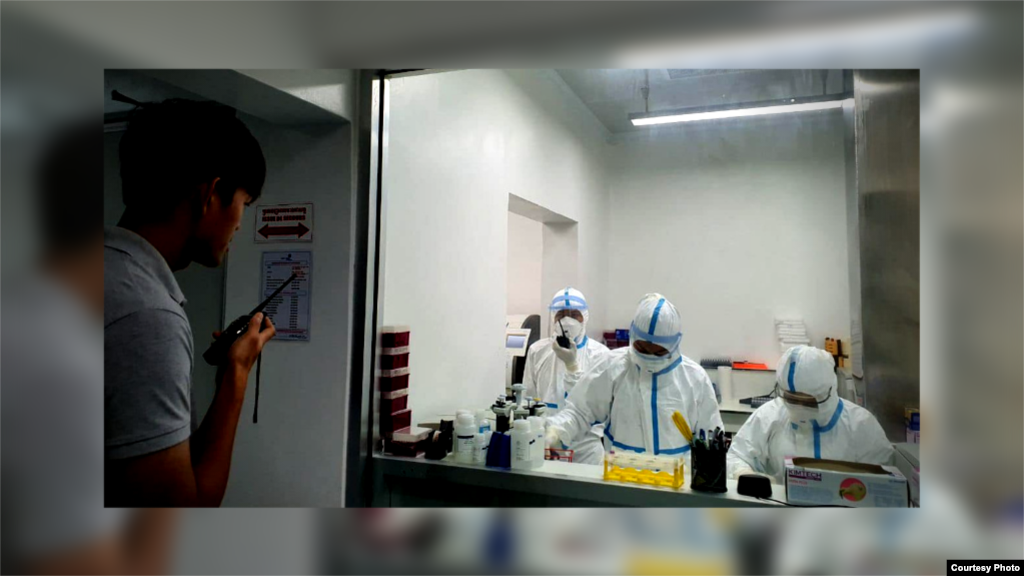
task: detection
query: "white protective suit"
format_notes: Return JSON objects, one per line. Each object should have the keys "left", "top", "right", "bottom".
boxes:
{"left": 547, "top": 293, "right": 723, "bottom": 470}
{"left": 523, "top": 288, "right": 610, "bottom": 464}
{"left": 727, "top": 345, "right": 894, "bottom": 484}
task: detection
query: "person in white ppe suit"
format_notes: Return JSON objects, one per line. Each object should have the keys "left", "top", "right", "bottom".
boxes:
{"left": 727, "top": 345, "right": 893, "bottom": 484}
{"left": 522, "top": 287, "right": 610, "bottom": 464}
{"left": 545, "top": 293, "right": 723, "bottom": 469}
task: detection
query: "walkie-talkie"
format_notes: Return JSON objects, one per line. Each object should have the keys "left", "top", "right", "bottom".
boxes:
{"left": 556, "top": 319, "right": 572, "bottom": 350}
{"left": 203, "top": 273, "right": 297, "bottom": 366}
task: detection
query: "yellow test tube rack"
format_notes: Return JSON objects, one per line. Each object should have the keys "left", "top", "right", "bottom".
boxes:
{"left": 603, "top": 452, "right": 685, "bottom": 490}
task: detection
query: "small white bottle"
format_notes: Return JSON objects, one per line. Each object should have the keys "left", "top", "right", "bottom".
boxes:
{"left": 527, "top": 416, "right": 544, "bottom": 468}
{"left": 475, "top": 409, "right": 492, "bottom": 434}
{"left": 454, "top": 413, "right": 477, "bottom": 463}
{"left": 473, "top": 431, "right": 491, "bottom": 465}
{"left": 511, "top": 420, "right": 533, "bottom": 469}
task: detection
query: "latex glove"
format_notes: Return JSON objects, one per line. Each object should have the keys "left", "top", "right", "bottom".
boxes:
{"left": 727, "top": 456, "right": 757, "bottom": 480}
{"left": 729, "top": 464, "right": 756, "bottom": 481}
{"left": 551, "top": 338, "right": 579, "bottom": 373}
{"left": 545, "top": 427, "right": 564, "bottom": 449}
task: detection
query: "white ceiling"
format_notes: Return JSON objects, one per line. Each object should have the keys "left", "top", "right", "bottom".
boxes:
{"left": 555, "top": 69, "right": 846, "bottom": 133}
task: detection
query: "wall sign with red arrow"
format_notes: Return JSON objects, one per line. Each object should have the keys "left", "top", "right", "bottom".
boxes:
{"left": 254, "top": 202, "right": 313, "bottom": 243}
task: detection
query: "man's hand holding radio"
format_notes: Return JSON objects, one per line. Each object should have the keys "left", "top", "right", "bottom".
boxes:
{"left": 215, "top": 313, "right": 276, "bottom": 394}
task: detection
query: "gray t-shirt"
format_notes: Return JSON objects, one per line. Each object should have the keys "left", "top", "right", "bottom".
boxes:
{"left": 104, "top": 226, "right": 194, "bottom": 460}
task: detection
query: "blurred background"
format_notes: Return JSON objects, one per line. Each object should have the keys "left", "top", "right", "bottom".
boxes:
{"left": 1, "top": 2, "right": 1020, "bottom": 574}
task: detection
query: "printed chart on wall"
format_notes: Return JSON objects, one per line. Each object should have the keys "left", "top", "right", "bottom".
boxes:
{"left": 261, "top": 251, "right": 312, "bottom": 341}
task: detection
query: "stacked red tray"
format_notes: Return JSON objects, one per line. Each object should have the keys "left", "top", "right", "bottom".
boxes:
{"left": 384, "top": 426, "right": 431, "bottom": 457}
{"left": 380, "top": 326, "right": 412, "bottom": 440}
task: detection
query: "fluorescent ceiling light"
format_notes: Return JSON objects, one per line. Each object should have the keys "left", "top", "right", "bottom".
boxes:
{"left": 631, "top": 98, "right": 849, "bottom": 126}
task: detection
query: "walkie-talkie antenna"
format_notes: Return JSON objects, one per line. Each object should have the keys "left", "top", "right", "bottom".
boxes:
{"left": 253, "top": 273, "right": 297, "bottom": 315}
{"left": 202, "top": 273, "right": 298, "bottom": 367}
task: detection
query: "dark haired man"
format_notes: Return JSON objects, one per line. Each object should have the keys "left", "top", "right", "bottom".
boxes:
{"left": 105, "top": 99, "right": 273, "bottom": 507}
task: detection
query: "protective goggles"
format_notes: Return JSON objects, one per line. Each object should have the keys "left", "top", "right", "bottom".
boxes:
{"left": 776, "top": 385, "right": 832, "bottom": 409}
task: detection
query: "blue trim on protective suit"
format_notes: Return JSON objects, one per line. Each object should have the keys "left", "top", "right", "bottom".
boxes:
{"left": 649, "top": 298, "right": 666, "bottom": 334}
{"left": 576, "top": 335, "right": 588, "bottom": 349}
{"left": 787, "top": 352, "right": 798, "bottom": 392}
{"left": 654, "top": 356, "right": 683, "bottom": 377}
{"left": 549, "top": 290, "right": 588, "bottom": 311}
{"left": 650, "top": 356, "right": 682, "bottom": 455}
{"left": 652, "top": 371, "right": 660, "bottom": 453}
{"left": 812, "top": 399, "right": 844, "bottom": 458}
{"left": 629, "top": 323, "right": 682, "bottom": 348}
{"left": 604, "top": 427, "right": 645, "bottom": 453}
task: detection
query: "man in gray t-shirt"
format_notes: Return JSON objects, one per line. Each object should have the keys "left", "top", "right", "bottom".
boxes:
{"left": 105, "top": 99, "right": 274, "bottom": 507}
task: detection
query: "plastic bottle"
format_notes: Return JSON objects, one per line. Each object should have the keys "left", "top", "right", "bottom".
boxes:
{"left": 475, "top": 409, "right": 492, "bottom": 434}
{"left": 474, "top": 431, "right": 491, "bottom": 464}
{"left": 511, "top": 420, "right": 533, "bottom": 470}
{"left": 527, "top": 416, "right": 544, "bottom": 468}
{"left": 486, "top": 431, "right": 511, "bottom": 468}
{"left": 454, "top": 414, "right": 477, "bottom": 463}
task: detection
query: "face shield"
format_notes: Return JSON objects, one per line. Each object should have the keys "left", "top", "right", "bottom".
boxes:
{"left": 549, "top": 288, "right": 589, "bottom": 348}
{"left": 782, "top": 389, "right": 836, "bottom": 426}
{"left": 778, "top": 385, "right": 833, "bottom": 409}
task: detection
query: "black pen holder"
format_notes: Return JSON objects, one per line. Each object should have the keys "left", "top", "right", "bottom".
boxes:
{"left": 690, "top": 441, "right": 728, "bottom": 493}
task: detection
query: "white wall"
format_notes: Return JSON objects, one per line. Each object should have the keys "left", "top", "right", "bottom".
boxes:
{"left": 506, "top": 211, "right": 543, "bottom": 317}
{"left": 540, "top": 222, "right": 580, "bottom": 339}
{"left": 237, "top": 70, "right": 356, "bottom": 121}
{"left": 222, "top": 117, "right": 351, "bottom": 507}
{"left": 383, "top": 70, "right": 609, "bottom": 421}
{"left": 605, "top": 112, "right": 851, "bottom": 367}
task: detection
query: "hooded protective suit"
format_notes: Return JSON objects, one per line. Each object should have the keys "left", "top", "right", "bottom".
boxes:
{"left": 546, "top": 293, "right": 722, "bottom": 470}
{"left": 523, "top": 288, "right": 609, "bottom": 464}
{"left": 727, "top": 345, "right": 894, "bottom": 483}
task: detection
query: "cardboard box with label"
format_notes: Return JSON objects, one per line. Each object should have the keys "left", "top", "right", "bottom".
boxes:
{"left": 785, "top": 457, "right": 909, "bottom": 508}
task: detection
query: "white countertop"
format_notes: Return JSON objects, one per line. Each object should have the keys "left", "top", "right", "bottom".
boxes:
{"left": 372, "top": 453, "right": 787, "bottom": 507}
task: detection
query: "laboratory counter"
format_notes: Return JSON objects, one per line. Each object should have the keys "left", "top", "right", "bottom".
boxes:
{"left": 371, "top": 454, "right": 787, "bottom": 507}
{"left": 707, "top": 367, "right": 774, "bottom": 434}
{"left": 718, "top": 398, "right": 756, "bottom": 434}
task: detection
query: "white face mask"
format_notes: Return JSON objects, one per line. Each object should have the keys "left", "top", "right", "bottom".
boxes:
{"left": 631, "top": 348, "right": 674, "bottom": 373}
{"left": 556, "top": 318, "right": 584, "bottom": 344}
{"left": 786, "top": 403, "right": 819, "bottom": 424}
